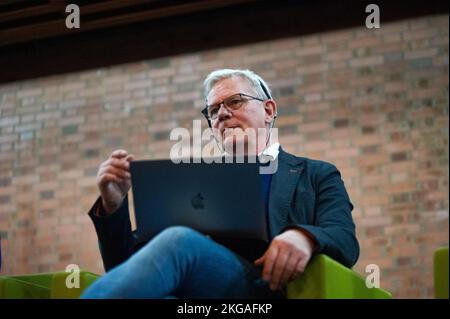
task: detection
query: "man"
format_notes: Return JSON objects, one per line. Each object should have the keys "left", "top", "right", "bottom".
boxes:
{"left": 81, "top": 69, "right": 359, "bottom": 298}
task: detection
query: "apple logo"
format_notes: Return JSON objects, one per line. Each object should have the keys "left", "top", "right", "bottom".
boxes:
{"left": 191, "top": 193, "right": 205, "bottom": 209}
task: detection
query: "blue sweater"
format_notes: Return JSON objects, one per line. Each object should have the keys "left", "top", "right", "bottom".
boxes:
{"left": 260, "top": 169, "right": 273, "bottom": 237}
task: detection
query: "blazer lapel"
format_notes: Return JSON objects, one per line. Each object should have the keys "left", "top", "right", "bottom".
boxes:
{"left": 268, "top": 148, "right": 304, "bottom": 239}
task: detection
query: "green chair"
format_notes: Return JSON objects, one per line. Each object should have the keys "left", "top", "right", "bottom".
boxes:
{"left": 434, "top": 247, "right": 449, "bottom": 299}
{"left": 287, "top": 254, "right": 392, "bottom": 299}
{"left": 1, "top": 254, "right": 391, "bottom": 299}
{"left": 0, "top": 271, "right": 99, "bottom": 299}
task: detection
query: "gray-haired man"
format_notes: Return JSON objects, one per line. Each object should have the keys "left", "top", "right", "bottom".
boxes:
{"left": 82, "top": 69, "right": 359, "bottom": 298}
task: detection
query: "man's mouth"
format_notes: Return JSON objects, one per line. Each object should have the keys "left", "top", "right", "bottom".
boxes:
{"left": 221, "top": 126, "right": 241, "bottom": 139}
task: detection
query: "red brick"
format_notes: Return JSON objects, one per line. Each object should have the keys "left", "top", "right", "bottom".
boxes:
{"left": 297, "top": 63, "right": 329, "bottom": 75}
{"left": 350, "top": 56, "right": 383, "bottom": 67}
{"left": 326, "top": 147, "right": 359, "bottom": 159}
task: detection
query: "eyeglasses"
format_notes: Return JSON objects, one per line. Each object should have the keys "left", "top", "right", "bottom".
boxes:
{"left": 201, "top": 93, "right": 265, "bottom": 121}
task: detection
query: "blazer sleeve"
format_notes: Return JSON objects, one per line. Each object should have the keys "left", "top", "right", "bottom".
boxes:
{"left": 285, "top": 162, "right": 360, "bottom": 268}
{"left": 88, "top": 195, "right": 137, "bottom": 271}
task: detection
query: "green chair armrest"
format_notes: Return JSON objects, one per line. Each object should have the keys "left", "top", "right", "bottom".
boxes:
{"left": 3, "top": 256, "right": 396, "bottom": 299}
{"left": 434, "top": 247, "right": 449, "bottom": 299}
{"left": 4, "top": 273, "right": 55, "bottom": 288}
{"left": 0, "top": 271, "right": 100, "bottom": 299}
{"left": 287, "top": 254, "right": 392, "bottom": 299}
{"left": 0, "top": 277, "right": 51, "bottom": 298}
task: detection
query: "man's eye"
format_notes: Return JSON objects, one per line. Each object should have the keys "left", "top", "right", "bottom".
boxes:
{"left": 209, "top": 106, "right": 219, "bottom": 115}
{"left": 228, "top": 98, "right": 242, "bottom": 106}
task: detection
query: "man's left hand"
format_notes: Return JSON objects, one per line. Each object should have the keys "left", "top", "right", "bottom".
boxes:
{"left": 254, "top": 229, "right": 315, "bottom": 291}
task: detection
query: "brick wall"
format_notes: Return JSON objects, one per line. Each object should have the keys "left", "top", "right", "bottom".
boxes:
{"left": 0, "top": 15, "right": 448, "bottom": 298}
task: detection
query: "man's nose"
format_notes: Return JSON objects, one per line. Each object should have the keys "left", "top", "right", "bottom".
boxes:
{"left": 217, "top": 103, "right": 232, "bottom": 121}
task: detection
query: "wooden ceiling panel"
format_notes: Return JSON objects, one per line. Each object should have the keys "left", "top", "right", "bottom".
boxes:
{"left": 0, "top": 0, "right": 257, "bottom": 46}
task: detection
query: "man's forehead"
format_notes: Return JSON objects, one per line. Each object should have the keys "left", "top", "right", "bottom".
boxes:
{"left": 207, "top": 77, "right": 254, "bottom": 103}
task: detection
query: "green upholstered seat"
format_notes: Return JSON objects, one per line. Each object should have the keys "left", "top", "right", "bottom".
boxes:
{"left": 1, "top": 254, "right": 392, "bottom": 299}
{"left": 434, "top": 247, "right": 449, "bottom": 299}
{"left": 287, "top": 254, "right": 392, "bottom": 299}
{"left": 0, "top": 271, "right": 99, "bottom": 299}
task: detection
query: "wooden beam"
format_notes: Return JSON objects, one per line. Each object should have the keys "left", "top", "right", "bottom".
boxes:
{"left": 0, "top": 4, "right": 62, "bottom": 24}
{"left": 0, "top": 0, "right": 257, "bottom": 46}
{"left": 0, "top": 0, "right": 33, "bottom": 7}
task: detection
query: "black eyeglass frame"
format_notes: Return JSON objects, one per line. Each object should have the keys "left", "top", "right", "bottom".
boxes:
{"left": 201, "top": 93, "right": 265, "bottom": 121}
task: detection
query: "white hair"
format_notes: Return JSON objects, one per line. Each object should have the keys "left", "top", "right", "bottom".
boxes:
{"left": 203, "top": 69, "right": 272, "bottom": 100}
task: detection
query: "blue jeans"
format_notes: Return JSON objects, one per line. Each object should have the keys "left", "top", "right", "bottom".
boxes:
{"left": 81, "top": 226, "right": 284, "bottom": 299}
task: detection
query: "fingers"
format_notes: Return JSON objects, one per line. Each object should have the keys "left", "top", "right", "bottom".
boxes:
{"left": 289, "top": 272, "right": 298, "bottom": 282}
{"left": 99, "top": 173, "right": 126, "bottom": 185}
{"left": 100, "top": 158, "right": 128, "bottom": 171}
{"left": 278, "top": 254, "right": 300, "bottom": 288}
{"left": 97, "top": 150, "right": 135, "bottom": 189}
{"left": 269, "top": 250, "right": 290, "bottom": 290}
{"left": 97, "top": 172, "right": 128, "bottom": 189}
{"left": 261, "top": 246, "right": 278, "bottom": 283}
{"left": 101, "top": 154, "right": 134, "bottom": 171}
{"left": 110, "top": 158, "right": 131, "bottom": 170}
{"left": 109, "top": 150, "right": 134, "bottom": 165}
{"left": 97, "top": 154, "right": 133, "bottom": 187}
{"left": 254, "top": 255, "right": 264, "bottom": 266}
{"left": 296, "top": 257, "right": 307, "bottom": 274}
{"left": 288, "top": 256, "right": 308, "bottom": 281}
{"left": 111, "top": 149, "right": 129, "bottom": 159}
{"left": 259, "top": 229, "right": 315, "bottom": 290}
{"left": 111, "top": 150, "right": 135, "bottom": 163}
{"left": 99, "top": 164, "right": 130, "bottom": 180}
{"left": 289, "top": 259, "right": 302, "bottom": 281}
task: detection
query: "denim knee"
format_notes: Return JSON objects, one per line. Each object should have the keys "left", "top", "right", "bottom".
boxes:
{"left": 143, "top": 226, "right": 206, "bottom": 253}
{"left": 158, "top": 226, "right": 203, "bottom": 242}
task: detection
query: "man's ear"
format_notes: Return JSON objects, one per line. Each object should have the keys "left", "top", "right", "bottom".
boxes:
{"left": 264, "top": 100, "right": 277, "bottom": 124}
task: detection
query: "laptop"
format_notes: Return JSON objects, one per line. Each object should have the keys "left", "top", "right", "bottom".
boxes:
{"left": 130, "top": 157, "right": 269, "bottom": 260}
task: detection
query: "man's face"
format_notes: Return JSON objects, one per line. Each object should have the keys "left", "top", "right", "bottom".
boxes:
{"left": 206, "top": 76, "right": 276, "bottom": 154}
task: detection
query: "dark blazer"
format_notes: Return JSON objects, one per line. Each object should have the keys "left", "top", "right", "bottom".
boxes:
{"left": 88, "top": 148, "right": 360, "bottom": 271}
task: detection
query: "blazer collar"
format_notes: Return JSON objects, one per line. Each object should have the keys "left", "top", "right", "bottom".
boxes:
{"left": 268, "top": 147, "right": 305, "bottom": 238}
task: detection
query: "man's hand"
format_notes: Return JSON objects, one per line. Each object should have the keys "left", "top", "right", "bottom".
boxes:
{"left": 96, "top": 149, "right": 134, "bottom": 214}
{"left": 254, "top": 229, "right": 316, "bottom": 291}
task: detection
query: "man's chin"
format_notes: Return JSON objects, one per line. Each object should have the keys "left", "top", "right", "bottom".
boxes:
{"left": 222, "top": 137, "right": 257, "bottom": 156}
